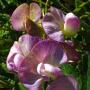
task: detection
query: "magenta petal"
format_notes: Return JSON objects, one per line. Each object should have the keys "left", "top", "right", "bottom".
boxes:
{"left": 15, "top": 52, "right": 42, "bottom": 85}
{"left": 24, "top": 78, "right": 43, "bottom": 90}
{"left": 46, "top": 76, "right": 79, "bottom": 90}
{"left": 11, "top": 3, "right": 29, "bottom": 31}
{"left": 31, "top": 40, "right": 68, "bottom": 65}
{"left": 42, "top": 12, "right": 64, "bottom": 42}
{"left": 18, "top": 70, "right": 40, "bottom": 85}
{"left": 17, "top": 58, "right": 40, "bottom": 85}
{"left": 18, "top": 34, "right": 41, "bottom": 56}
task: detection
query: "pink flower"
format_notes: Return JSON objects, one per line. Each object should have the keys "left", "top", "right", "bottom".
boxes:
{"left": 11, "top": 3, "right": 42, "bottom": 36}
{"left": 42, "top": 7, "right": 80, "bottom": 41}
{"left": 6, "top": 34, "right": 79, "bottom": 90}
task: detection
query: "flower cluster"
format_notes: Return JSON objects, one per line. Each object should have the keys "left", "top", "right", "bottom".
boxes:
{"left": 6, "top": 3, "right": 80, "bottom": 90}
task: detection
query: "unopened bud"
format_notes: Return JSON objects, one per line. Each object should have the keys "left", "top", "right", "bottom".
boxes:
{"left": 64, "top": 13, "right": 80, "bottom": 36}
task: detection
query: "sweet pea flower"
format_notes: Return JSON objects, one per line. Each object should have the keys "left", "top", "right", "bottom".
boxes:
{"left": 6, "top": 34, "right": 79, "bottom": 90}
{"left": 42, "top": 7, "right": 80, "bottom": 42}
{"left": 11, "top": 3, "right": 42, "bottom": 36}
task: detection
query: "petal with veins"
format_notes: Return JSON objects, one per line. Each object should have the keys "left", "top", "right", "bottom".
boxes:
{"left": 31, "top": 40, "right": 68, "bottom": 65}
{"left": 31, "top": 40, "right": 79, "bottom": 64}
{"left": 42, "top": 12, "right": 64, "bottom": 42}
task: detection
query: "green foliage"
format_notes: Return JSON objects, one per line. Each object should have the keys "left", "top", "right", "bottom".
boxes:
{"left": 0, "top": 0, "right": 90, "bottom": 90}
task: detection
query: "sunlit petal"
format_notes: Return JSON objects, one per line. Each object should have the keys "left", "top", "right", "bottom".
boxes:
{"left": 30, "top": 3, "right": 42, "bottom": 22}
{"left": 11, "top": 3, "right": 29, "bottom": 31}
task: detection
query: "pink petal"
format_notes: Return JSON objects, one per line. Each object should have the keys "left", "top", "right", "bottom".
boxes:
{"left": 6, "top": 41, "right": 21, "bottom": 72}
{"left": 42, "top": 12, "right": 64, "bottom": 42}
{"left": 13, "top": 54, "right": 25, "bottom": 71}
{"left": 42, "top": 7, "right": 65, "bottom": 42}
{"left": 24, "top": 78, "right": 43, "bottom": 90}
{"left": 17, "top": 58, "right": 41, "bottom": 86}
{"left": 37, "top": 63, "right": 63, "bottom": 79}
{"left": 18, "top": 70, "right": 40, "bottom": 85}
{"left": 46, "top": 76, "right": 79, "bottom": 90}
{"left": 11, "top": 3, "right": 29, "bottom": 31}
{"left": 29, "top": 3, "right": 42, "bottom": 22}
{"left": 31, "top": 40, "right": 68, "bottom": 65}
{"left": 16, "top": 53, "right": 41, "bottom": 85}
{"left": 31, "top": 40, "right": 79, "bottom": 65}
{"left": 18, "top": 34, "right": 41, "bottom": 56}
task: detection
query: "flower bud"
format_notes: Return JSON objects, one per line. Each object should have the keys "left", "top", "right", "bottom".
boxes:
{"left": 64, "top": 13, "right": 80, "bottom": 36}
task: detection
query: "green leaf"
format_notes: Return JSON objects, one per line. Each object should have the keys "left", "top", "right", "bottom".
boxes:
{"left": 87, "top": 53, "right": 90, "bottom": 90}
{"left": 74, "top": 1, "right": 90, "bottom": 13}
{"left": 14, "top": 82, "right": 27, "bottom": 90}
{"left": 75, "top": 0, "right": 82, "bottom": 8}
